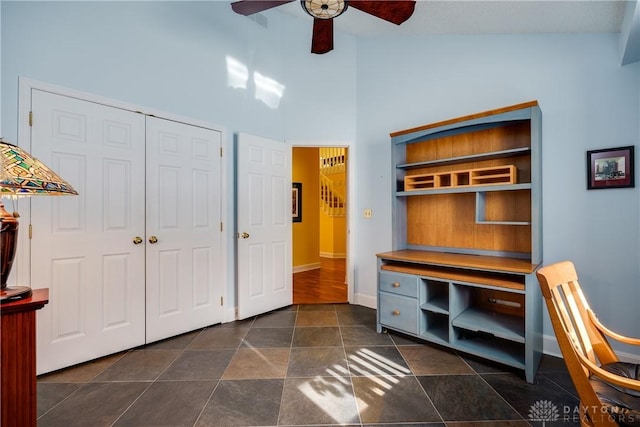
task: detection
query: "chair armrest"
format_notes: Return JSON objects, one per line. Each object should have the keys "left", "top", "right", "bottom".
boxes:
{"left": 588, "top": 310, "right": 640, "bottom": 346}
{"left": 576, "top": 349, "right": 640, "bottom": 392}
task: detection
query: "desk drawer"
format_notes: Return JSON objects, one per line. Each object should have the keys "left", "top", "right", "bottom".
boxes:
{"left": 379, "top": 292, "right": 418, "bottom": 334}
{"left": 379, "top": 272, "right": 418, "bottom": 298}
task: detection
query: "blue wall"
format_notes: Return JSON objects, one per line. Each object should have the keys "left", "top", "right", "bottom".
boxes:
{"left": 1, "top": 1, "right": 357, "bottom": 141}
{"left": 2, "top": 1, "right": 639, "bottom": 354}
{"left": 1, "top": 1, "right": 358, "bottom": 316}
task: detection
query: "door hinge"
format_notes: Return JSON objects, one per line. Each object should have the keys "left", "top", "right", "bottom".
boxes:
{"left": 220, "top": 147, "right": 223, "bottom": 157}
{"left": 220, "top": 222, "right": 223, "bottom": 232}
{"left": 28, "top": 111, "right": 33, "bottom": 127}
{"left": 29, "top": 224, "right": 32, "bottom": 239}
{"left": 220, "top": 296, "right": 224, "bottom": 306}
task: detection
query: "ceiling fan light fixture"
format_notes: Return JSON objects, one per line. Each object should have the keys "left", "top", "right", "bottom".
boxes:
{"left": 301, "top": 0, "right": 347, "bottom": 19}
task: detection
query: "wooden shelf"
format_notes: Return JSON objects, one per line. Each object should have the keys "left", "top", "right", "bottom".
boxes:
{"left": 452, "top": 307, "right": 525, "bottom": 343}
{"left": 397, "top": 182, "right": 531, "bottom": 197}
{"left": 380, "top": 263, "right": 525, "bottom": 291}
{"left": 404, "top": 165, "right": 517, "bottom": 191}
{"left": 453, "top": 335, "right": 525, "bottom": 370}
{"left": 397, "top": 147, "right": 531, "bottom": 170}
{"left": 421, "top": 296, "right": 449, "bottom": 314}
{"left": 377, "top": 250, "right": 537, "bottom": 275}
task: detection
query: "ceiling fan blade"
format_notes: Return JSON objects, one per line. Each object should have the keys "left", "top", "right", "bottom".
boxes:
{"left": 311, "top": 18, "right": 333, "bottom": 54}
{"left": 349, "top": 1, "right": 416, "bottom": 25}
{"left": 231, "top": 0, "right": 294, "bottom": 16}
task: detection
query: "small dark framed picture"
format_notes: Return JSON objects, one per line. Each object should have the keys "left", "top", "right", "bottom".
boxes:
{"left": 292, "top": 182, "right": 302, "bottom": 222}
{"left": 587, "top": 145, "right": 635, "bottom": 189}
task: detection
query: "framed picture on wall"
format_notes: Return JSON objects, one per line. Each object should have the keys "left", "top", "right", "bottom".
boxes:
{"left": 587, "top": 145, "right": 635, "bottom": 189}
{"left": 292, "top": 182, "right": 302, "bottom": 222}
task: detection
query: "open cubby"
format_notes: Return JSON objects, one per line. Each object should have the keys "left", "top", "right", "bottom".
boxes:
{"left": 420, "top": 311, "right": 449, "bottom": 344}
{"left": 377, "top": 102, "right": 543, "bottom": 383}
{"left": 450, "top": 284, "right": 525, "bottom": 343}
{"left": 404, "top": 165, "right": 517, "bottom": 191}
{"left": 452, "top": 329, "right": 526, "bottom": 369}
{"left": 420, "top": 278, "right": 449, "bottom": 314}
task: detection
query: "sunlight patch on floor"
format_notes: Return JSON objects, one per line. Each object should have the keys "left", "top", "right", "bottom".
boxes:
{"left": 357, "top": 348, "right": 412, "bottom": 375}
{"left": 297, "top": 369, "right": 361, "bottom": 424}
{"left": 297, "top": 347, "right": 413, "bottom": 423}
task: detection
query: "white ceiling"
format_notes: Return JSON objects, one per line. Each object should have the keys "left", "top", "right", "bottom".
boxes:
{"left": 277, "top": 1, "right": 628, "bottom": 36}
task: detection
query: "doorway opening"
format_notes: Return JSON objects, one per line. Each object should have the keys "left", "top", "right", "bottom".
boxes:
{"left": 292, "top": 147, "right": 348, "bottom": 304}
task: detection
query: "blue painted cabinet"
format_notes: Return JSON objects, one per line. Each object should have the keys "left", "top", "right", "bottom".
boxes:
{"left": 377, "top": 102, "right": 543, "bottom": 383}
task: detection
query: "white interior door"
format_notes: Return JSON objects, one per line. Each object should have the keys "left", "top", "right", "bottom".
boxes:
{"left": 145, "top": 116, "right": 224, "bottom": 342}
{"left": 236, "top": 133, "right": 292, "bottom": 319}
{"left": 31, "top": 89, "right": 147, "bottom": 374}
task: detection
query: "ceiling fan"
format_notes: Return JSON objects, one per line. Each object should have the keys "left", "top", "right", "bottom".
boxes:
{"left": 231, "top": 0, "right": 416, "bottom": 54}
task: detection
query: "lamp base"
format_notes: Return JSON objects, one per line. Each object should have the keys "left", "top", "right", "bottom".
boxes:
{"left": 0, "top": 286, "right": 32, "bottom": 302}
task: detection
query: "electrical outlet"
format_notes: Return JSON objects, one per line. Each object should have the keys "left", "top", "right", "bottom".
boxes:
{"left": 363, "top": 208, "right": 373, "bottom": 218}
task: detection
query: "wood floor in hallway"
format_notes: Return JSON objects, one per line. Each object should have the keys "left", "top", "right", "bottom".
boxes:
{"left": 293, "top": 257, "right": 347, "bottom": 304}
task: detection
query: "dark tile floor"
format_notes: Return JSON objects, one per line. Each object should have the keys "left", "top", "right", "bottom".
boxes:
{"left": 37, "top": 304, "right": 581, "bottom": 427}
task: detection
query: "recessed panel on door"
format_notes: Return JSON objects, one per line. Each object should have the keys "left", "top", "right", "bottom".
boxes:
{"left": 32, "top": 89, "right": 146, "bottom": 374}
{"left": 236, "top": 133, "right": 292, "bottom": 319}
{"left": 30, "top": 86, "right": 224, "bottom": 373}
{"left": 50, "top": 257, "right": 85, "bottom": 341}
{"left": 145, "top": 116, "right": 223, "bottom": 343}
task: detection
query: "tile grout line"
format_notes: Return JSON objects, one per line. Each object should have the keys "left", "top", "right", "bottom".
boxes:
{"left": 391, "top": 334, "right": 447, "bottom": 426}
{"left": 115, "top": 325, "right": 220, "bottom": 426}
{"left": 275, "top": 304, "right": 298, "bottom": 427}
{"left": 189, "top": 323, "right": 237, "bottom": 427}
{"left": 335, "top": 304, "right": 365, "bottom": 427}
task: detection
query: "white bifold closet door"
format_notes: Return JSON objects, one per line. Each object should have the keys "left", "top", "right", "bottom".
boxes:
{"left": 144, "top": 116, "right": 223, "bottom": 343}
{"left": 30, "top": 89, "right": 223, "bottom": 374}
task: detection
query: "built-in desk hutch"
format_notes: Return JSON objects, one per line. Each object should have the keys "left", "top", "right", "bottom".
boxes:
{"left": 377, "top": 101, "right": 543, "bottom": 383}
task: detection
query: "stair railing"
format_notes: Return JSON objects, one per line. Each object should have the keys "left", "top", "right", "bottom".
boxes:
{"left": 320, "top": 173, "right": 345, "bottom": 217}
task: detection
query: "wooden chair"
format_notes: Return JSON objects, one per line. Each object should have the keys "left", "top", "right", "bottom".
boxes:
{"left": 536, "top": 261, "right": 640, "bottom": 427}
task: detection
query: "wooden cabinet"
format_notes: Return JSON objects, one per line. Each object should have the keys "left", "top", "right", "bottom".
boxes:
{"left": 377, "top": 101, "right": 543, "bottom": 383}
{"left": 1, "top": 289, "right": 49, "bottom": 427}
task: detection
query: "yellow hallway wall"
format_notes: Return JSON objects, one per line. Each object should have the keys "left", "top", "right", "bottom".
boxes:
{"left": 292, "top": 147, "right": 320, "bottom": 270}
{"left": 319, "top": 212, "right": 346, "bottom": 257}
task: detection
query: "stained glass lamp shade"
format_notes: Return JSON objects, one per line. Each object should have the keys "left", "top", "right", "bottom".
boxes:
{"left": 0, "top": 139, "right": 78, "bottom": 300}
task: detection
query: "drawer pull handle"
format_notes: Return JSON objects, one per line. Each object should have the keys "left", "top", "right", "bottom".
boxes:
{"left": 392, "top": 310, "right": 401, "bottom": 316}
{"left": 392, "top": 282, "right": 400, "bottom": 288}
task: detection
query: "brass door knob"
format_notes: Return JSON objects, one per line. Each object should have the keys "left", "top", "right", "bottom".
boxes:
{"left": 149, "top": 236, "right": 158, "bottom": 244}
{"left": 240, "top": 232, "right": 250, "bottom": 239}
{"left": 392, "top": 282, "right": 400, "bottom": 288}
{"left": 133, "top": 236, "right": 143, "bottom": 245}
{"left": 392, "top": 310, "right": 401, "bottom": 316}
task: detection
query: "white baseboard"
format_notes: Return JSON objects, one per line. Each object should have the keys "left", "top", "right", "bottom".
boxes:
{"left": 353, "top": 292, "right": 376, "bottom": 310}
{"left": 543, "top": 333, "right": 640, "bottom": 363}
{"left": 293, "top": 262, "right": 321, "bottom": 273}
{"left": 542, "top": 334, "right": 562, "bottom": 359}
